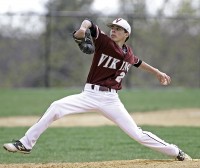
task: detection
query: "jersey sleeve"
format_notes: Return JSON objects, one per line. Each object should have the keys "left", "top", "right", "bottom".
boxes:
{"left": 133, "top": 57, "right": 142, "bottom": 67}
{"left": 88, "top": 21, "right": 109, "bottom": 52}
{"left": 89, "top": 21, "right": 97, "bottom": 38}
{"left": 128, "top": 47, "right": 142, "bottom": 68}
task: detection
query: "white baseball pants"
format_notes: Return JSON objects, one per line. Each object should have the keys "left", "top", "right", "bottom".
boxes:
{"left": 20, "top": 84, "right": 179, "bottom": 157}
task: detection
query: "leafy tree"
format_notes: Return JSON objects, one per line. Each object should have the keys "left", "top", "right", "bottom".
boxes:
{"left": 0, "top": 0, "right": 199, "bottom": 88}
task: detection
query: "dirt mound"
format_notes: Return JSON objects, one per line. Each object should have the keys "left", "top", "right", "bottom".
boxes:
{"left": 0, "top": 159, "right": 200, "bottom": 168}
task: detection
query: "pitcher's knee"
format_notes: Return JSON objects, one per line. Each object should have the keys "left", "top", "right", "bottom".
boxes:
{"left": 47, "top": 100, "right": 63, "bottom": 119}
{"left": 133, "top": 134, "right": 144, "bottom": 143}
{"left": 131, "top": 128, "right": 145, "bottom": 143}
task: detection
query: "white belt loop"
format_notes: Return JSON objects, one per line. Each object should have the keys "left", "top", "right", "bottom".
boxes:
{"left": 95, "top": 85, "right": 100, "bottom": 91}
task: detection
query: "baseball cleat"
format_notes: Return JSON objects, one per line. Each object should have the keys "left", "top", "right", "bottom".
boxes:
{"left": 3, "top": 140, "right": 31, "bottom": 154}
{"left": 176, "top": 150, "right": 192, "bottom": 161}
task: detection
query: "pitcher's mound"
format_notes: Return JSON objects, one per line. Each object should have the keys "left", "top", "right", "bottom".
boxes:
{"left": 0, "top": 159, "right": 200, "bottom": 168}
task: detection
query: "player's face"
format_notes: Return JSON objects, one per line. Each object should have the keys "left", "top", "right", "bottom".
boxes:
{"left": 110, "top": 25, "right": 129, "bottom": 43}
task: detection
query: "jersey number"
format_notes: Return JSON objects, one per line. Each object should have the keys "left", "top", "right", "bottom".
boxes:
{"left": 115, "top": 72, "right": 126, "bottom": 83}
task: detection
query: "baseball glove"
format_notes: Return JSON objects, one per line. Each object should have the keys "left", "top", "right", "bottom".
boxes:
{"left": 73, "top": 29, "right": 95, "bottom": 54}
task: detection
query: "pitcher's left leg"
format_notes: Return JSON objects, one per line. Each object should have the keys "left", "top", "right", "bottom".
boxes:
{"left": 100, "top": 101, "right": 179, "bottom": 158}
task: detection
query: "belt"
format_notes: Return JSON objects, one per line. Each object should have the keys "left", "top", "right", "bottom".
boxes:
{"left": 91, "top": 84, "right": 111, "bottom": 92}
{"left": 84, "top": 83, "right": 117, "bottom": 93}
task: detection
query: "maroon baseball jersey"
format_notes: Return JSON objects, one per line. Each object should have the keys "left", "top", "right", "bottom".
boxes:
{"left": 87, "top": 23, "right": 141, "bottom": 90}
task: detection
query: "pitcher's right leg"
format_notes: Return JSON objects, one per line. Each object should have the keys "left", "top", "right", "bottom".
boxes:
{"left": 3, "top": 92, "right": 98, "bottom": 153}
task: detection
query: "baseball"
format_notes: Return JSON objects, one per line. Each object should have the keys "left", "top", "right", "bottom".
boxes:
{"left": 162, "top": 79, "right": 168, "bottom": 85}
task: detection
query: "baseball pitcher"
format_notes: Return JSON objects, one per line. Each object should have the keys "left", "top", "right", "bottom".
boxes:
{"left": 3, "top": 18, "right": 192, "bottom": 161}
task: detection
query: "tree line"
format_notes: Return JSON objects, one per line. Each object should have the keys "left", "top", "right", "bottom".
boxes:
{"left": 0, "top": 0, "right": 199, "bottom": 88}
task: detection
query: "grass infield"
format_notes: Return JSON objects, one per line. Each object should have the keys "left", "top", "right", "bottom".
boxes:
{"left": 0, "top": 126, "right": 200, "bottom": 163}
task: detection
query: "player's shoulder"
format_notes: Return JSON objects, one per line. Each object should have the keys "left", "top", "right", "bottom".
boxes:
{"left": 125, "top": 44, "right": 138, "bottom": 59}
{"left": 123, "top": 44, "right": 133, "bottom": 53}
{"left": 95, "top": 26, "right": 111, "bottom": 42}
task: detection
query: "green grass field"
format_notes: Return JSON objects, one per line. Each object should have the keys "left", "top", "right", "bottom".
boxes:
{"left": 1, "top": 126, "right": 200, "bottom": 163}
{"left": 0, "top": 88, "right": 200, "bottom": 116}
{"left": 0, "top": 88, "right": 200, "bottom": 163}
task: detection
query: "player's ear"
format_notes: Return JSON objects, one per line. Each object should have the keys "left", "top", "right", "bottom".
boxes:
{"left": 125, "top": 33, "right": 129, "bottom": 38}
